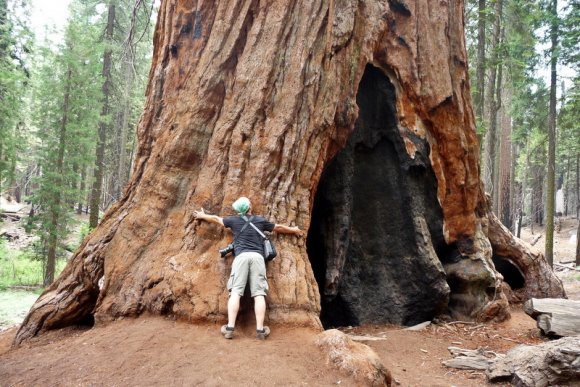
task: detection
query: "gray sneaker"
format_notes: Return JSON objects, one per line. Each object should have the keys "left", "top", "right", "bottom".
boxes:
{"left": 256, "top": 326, "right": 270, "bottom": 340}
{"left": 221, "top": 325, "right": 234, "bottom": 339}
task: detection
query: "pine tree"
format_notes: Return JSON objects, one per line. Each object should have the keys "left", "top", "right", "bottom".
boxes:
{"left": 558, "top": 77, "right": 579, "bottom": 220}
{"left": 481, "top": 0, "right": 504, "bottom": 210}
{"left": 0, "top": 0, "right": 32, "bottom": 196}
{"left": 545, "top": 0, "right": 559, "bottom": 267}
{"left": 30, "top": 1, "right": 103, "bottom": 284}
{"left": 89, "top": 0, "right": 154, "bottom": 226}
{"left": 109, "top": 0, "right": 154, "bottom": 203}
{"left": 89, "top": 0, "right": 116, "bottom": 228}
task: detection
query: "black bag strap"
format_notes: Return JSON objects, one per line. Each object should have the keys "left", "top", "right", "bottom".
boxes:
{"left": 232, "top": 215, "right": 254, "bottom": 243}
{"left": 241, "top": 215, "right": 268, "bottom": 240}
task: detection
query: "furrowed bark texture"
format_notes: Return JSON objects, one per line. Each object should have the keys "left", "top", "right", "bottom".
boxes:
{"left": 14, "top": 0, "right": 564, "bottom": 344}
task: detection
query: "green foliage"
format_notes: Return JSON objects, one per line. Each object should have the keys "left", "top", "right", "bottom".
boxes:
{"left": 465, "top": 0, "right": 577, "bottom": 228}
{"left": 104, "top": 0, "right": 155, "bottom": 201}
{"left": 560, "top": 1, "right": 579, "bottom": 71}
{"left": 77, "top": 222, "right": 93, "bottom": 246}
{"left": 0, "top": 0, "right": 33, "bottom": 193}
{"left": 0, "top": 288, "right": 41, "bottom": 328}
{"left": 556, "top": 76, "right": 580, "bottom": 204}
{"left": 0, "top": 239, "right": 66, "bottom": 288}
{"left": 558, "top": 78, "right": 580, "bottom": 158}
{"left": 20, "top": 0, "right": 155, "bottom": 284}
{"left": 29, "top": 1, "right": 104, "bottom": 271}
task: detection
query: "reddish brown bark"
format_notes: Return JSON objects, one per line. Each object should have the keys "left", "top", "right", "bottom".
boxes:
{"left": 14, "top": 0, "right": 564, "bottom": 345}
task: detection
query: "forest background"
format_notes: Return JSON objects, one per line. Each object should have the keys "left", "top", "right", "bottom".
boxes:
{"left": 0, "top": 0, "right": 578, "bottom": 321}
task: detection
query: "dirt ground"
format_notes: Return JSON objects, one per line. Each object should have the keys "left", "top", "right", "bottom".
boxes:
{"left": 0, "top": 307, "right": 545, "bottom": 387}
{"left": 0, "top": 210, "right": 578, "bottom": 386}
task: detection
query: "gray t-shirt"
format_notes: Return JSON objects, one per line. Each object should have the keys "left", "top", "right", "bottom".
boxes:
{"left": 223, "top": 215, "right": 275, "bottom": 257}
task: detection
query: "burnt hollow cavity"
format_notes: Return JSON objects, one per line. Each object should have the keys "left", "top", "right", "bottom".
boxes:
{"left": 492, "top": 255, "right": 525, "bottom": 290}
{"left": 307, "top": 64, "right": 450, "bottom": 328}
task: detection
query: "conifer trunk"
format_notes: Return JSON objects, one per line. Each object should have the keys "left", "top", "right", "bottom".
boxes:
{"left": 482, "top": 0, "right": 503, "bottom": 207}
{"left": 564, "top": 155, "right": 570, "bottom": 216}
{"left": 112, "top": 64, "right": 133, "bottom": 201}
{"left": 14, "top": 0, "right": 565, "bottom": 345}
{"left": 498, "top": 85, "right": 512, "bottom": 229}
{"left": 0, "top": 0, "right": 7, "bottom": 195}
{"left": 45, "top": 67, "right": 73, "bottom": 285}
{"left": 576, "top": 154, "right": 579, "bottom": 219}
{"left": 545, "top": 0, "right": 558, "bottom": 267}
{"left": 76, "top": 167, "right": 85, "bottom": 214}
{"left": 576, "top": 222, "right": 580, "bottom": 267}
{"left": 90, "top": 2, "right": 116, "bottom": 228}
{"left": 475, "top": 0, "right": 486, "bottom": 130}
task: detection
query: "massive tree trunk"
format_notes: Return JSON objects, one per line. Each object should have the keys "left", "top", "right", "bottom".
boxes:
{"left": 14, "top": 0, "right": 565, "bottom": 345}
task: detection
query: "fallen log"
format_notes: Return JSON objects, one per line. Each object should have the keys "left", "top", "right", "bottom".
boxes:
{"left": 537, "top": 313, "right": 580, "bottom": 337}
{"left": 0, "top": 212, "right": 21, "bottom": 221}
{"left": 554, "top": 262, "right": 580, "bottom": 272}
{"left": 8, "top": 285, "right": 43, "bottom": 291}
{"left": 442, "top": 347, "right": 503, "bottom": 370}
{"left": 560, "top": 260, "right": 577, "bottom": 264}
{"left": 443, "top": 337, "right": 580, "bottom": 386}
{"left": 0, "top": 230, "right": 19, "bottom": 241}
{"left": 530, "top": 235, "right": 542, "bottom": 246}
{"left": 487, "top": 336, "right": 580, "bottom": 386}
{"left": 523, "top": 298, "right": 580, "bottom": 337}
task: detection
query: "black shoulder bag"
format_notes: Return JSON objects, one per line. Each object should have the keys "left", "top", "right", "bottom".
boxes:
{"left": 243, "top": 216, "right": 277, "bottom": 262}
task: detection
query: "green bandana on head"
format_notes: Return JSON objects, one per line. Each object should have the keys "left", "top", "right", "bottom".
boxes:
{"left": 232, "top": 197, "right": 251, "bottom": 215}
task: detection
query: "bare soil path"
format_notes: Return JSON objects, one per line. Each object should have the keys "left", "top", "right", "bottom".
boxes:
{"left": 0, "top": 306, "right": 547, "bottom": 387}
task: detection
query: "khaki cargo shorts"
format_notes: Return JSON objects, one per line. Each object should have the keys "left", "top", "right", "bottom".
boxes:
{"left": 227, "top": 252, "right": 268, "bottom": 297}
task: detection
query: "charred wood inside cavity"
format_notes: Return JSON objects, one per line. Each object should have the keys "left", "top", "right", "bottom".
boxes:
{"left": 492, "top": 255, "right": 525, "bottom": 290}
{"left": 307, "top": 64, "right": 449, "bottom": 328}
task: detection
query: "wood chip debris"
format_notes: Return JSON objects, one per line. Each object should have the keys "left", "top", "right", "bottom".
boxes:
{"left": 347, "top": 335, "right": 387, "bottom": 342}
{"left": 403, "top": 321, "right": 431, "bottom": 331}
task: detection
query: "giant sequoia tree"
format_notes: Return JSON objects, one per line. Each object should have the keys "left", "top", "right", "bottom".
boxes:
{"left": 15, "top": 0, "right": 565, "bottom": 345}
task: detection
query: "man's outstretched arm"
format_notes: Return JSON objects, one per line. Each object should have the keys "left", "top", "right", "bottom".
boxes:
{"left": 273, "top": 224, "right": 304, "bottom": 237}
{"left": 193, "top": 208, "right": 224, "bottom": 227}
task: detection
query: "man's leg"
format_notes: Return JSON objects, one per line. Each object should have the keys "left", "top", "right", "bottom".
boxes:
{"left": 222, "top": 254, "right": 250, "bottom": 338}
{"left": 254, "top": 295, "right": 266, "bottom": 330}
{"left": 247, "top": 253, "right": 270, "bottom": 339}
{"left": 228, "top": 293, "right": 241, "bottom": 327}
